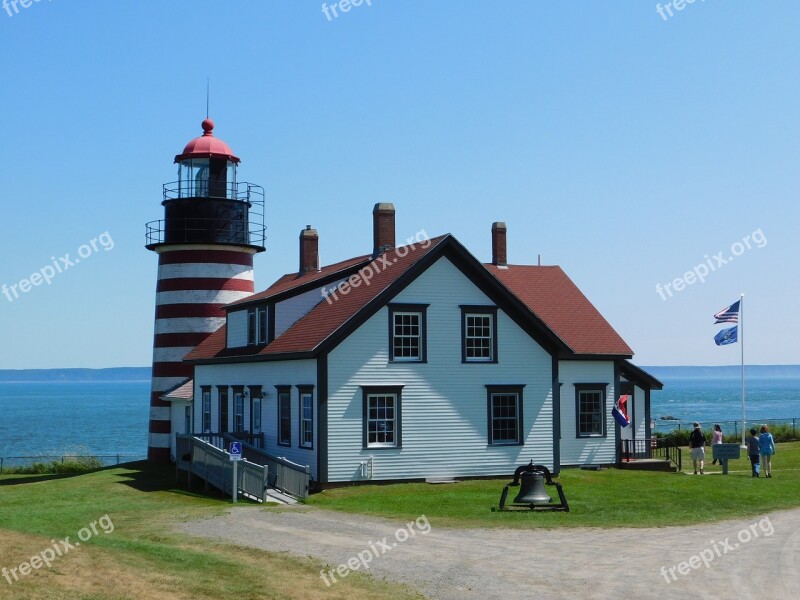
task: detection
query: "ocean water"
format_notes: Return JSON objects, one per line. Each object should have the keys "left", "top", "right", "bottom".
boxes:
{"left": 0, "top": 377, "right": 798, "bottom": 460}
{"left": 651, "top": 377, "right": 800, "bottom": 433}
{"left": 0, "top": 381, "right": 150, "bottom": 461}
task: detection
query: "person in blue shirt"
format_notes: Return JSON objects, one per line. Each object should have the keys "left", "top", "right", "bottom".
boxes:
{"left": 759, "top": 425, "right": 776, "bottom": 478}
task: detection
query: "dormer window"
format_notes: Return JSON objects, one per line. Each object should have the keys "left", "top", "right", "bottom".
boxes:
{"left": 247, "top": 305, "right": 269, "bottom": 346}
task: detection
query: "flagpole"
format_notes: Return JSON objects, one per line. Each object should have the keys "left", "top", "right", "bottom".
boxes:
{"left": 740, "top": 293, "right": 746, "bottom": 448}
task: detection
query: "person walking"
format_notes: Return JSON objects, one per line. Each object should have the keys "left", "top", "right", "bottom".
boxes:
{"left": 710, "top": 424, "right": 723, "bottom": 465}
{"left": 689, "top": 422, "right": 706, "bottom": 475}
{"left": 747, "top": 428, "right": 760, "bottom": 477}
{"left": 759, "top": 425, "right": 776, "bottom": 478}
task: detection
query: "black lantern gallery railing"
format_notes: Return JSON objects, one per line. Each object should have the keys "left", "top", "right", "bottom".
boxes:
{"left": 146, "top": 182, "right": 266, "bottom": 250}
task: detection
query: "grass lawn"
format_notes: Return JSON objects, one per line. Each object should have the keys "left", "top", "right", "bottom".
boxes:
{"left": 305, "top": 442, "right": 800, "bottom": 529}
{"left": 0, "top": 463, "right": 424, "bottom": 600}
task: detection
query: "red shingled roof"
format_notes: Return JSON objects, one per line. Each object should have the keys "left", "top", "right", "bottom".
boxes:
{"left": 485, "top": 264, "right": 633, "bottom": 356}
{"left": 187, "top": 236, "right": 634, "bottom": 362}
{"left": 186, "top": 236, "right": 448, "bottom": 361}
{"left": 229, "top": 254, "right": 373, "bottom": 306}
{"left": 160, "top": 378, "right": 194, "bottom": 401}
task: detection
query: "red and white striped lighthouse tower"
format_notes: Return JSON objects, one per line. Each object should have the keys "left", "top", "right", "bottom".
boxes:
{"left": 145, "top": 119, "right": 265, "bottom": 462}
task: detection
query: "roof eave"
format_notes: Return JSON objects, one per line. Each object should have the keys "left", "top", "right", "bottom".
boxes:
{"left": 226, "top": 259, "right": 373, "bottom": 311}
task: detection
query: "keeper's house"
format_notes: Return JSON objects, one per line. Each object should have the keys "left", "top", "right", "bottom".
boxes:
{"left": 172, "top": 204, "right": 661, "bottom": 485}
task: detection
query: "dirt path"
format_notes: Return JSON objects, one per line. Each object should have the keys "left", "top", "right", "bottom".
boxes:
{"left": 177, "top": 507, "right": 799, "bottom": 599}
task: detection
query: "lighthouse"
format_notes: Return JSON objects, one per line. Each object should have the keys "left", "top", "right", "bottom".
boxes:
{"left": 145, "top": 119, "right": 265, "bottom": 462}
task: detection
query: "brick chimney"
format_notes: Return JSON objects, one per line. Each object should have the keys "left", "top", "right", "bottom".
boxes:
{"left": 491, "top": 222, "right": 507, "bottom": 266}
{"left": 299, "top": 225, "right": 319, "bottom": 274}
{"left": 372, "top": 203, "right": 396, "bottom": 257}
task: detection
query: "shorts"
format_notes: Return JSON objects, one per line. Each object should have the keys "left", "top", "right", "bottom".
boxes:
{"left": 691, "top": 447, "right": 705, "bottom": 461}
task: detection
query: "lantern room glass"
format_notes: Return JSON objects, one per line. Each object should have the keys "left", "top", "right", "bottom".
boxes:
{"left": 177, "top": 158, "right": 237, "bottom": 199}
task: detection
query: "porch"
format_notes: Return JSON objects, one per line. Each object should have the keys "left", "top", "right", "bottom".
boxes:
{"left": 617, "top": 438, "right": 682, "bottom": 473}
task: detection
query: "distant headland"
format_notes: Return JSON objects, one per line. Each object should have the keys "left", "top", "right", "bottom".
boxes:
{"left": 0, "top": 367, "right": 151, "bottom": 382}
{"left": 0, "top": 365, "right": 798, "bottom": 383}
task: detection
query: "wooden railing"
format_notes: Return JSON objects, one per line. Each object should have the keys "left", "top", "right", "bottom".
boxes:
{"left": 176, "top": 432, "right": 310, "bottom": 500}
{"left": 222, "top": 433, "right": 310, "bottom": 499}
{"left": 176, "top": 435, "right": 270, "bottom": 503}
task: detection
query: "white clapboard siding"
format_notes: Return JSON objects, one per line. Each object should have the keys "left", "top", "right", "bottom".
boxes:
{"left": 558, "top": 360, "right": 616, "bottom": 466}
{"left": 327, "top": 257, "right": 554, "bottom": 483}
{"left": 634, "top": 385, "right": 647, "bottom": 439}
{"left": 170, "top": 400, "right": 189, "bottom": 458}
{"left": 193, "top": 360, "right": 318, "bottom": 479}
{"left": 273, "top": 280, "right": 346, "bottom": 339}
{"left": 227, "top": 309, "right": 248, "bottom": 348}
{"left": 274, "top": 286, "right": 328, "bottom": 339}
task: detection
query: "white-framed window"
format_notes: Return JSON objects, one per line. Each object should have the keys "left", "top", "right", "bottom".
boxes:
{"left": 234, "top": 389, "right": 245, "bottom": 432}
{"left": 362, "top": 386, "right": 403, "bottom": 449}
{"left": 575, "top": 384, "right": 607, "bottom": 438}
{"left": 389, "top": 304, "right": 427, "bottom": 362}
{"left": 184, "top": 405, "right": 191, "bottom": 434}
{"left": 277, "top": 386, "right": 291, "bottom": 446}
{"left": 298, "top": 386, "right": 314, "bottom": 449}
{"left": 487, "top": 386, "right": 524, "bottom": 445}
{"left": 461, "top": 307, "right": 497, "bottom": 362}
{"left": 201, "top": 387, "right": 211, "bottom": 432}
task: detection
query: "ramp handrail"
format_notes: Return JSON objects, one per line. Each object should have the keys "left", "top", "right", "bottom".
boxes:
{"left": 176, "top": 435, "right": 269, "bottom": 503}
{"left": 222, "top": 433, "right": 310, "bottom": 499}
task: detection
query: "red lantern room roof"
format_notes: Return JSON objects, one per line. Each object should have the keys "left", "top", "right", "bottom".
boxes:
{"left": 174, "top": 118, "right": 240, "bottom": 164}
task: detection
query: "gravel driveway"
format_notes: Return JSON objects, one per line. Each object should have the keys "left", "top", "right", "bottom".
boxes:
{"left": 177, "top": 506, "right": 799, "bottom": 599}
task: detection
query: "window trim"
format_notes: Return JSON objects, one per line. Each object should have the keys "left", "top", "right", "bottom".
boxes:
{"left": 460, "top": 305, "right": 498, "bottom": 363}
{"left": 248, "top": 385, "right": 263, "bottom": 432}
{"left": 257, "top": 306, "right": 268, "bottom": 345}
{"left": 574, "top": 383, "right": 609, "bottom": 438}
{"left": 276, "top": 385, "right": 291, "bottom": 447}
{"left": 486, "top": 384, "right": 525, "bottom": 446}
{"left": 232, "top": 385, "right": 245, "bottom": 433}
{"left": 297, "top": 385, "right": 314, "bottom": 450}
{"left": 362, "top": 386, "right": 404, "bottom": 450}
{"left": 248, "top": 305, "right": 269, "bottom": 347}
{"left": 247, "top": 309, "right": 256, "bottom": 346}
{"left": 388, "top": 304, "right": 429, "bottom": 363}
{"left": 201, "top": 386, "right": 212, "bottom": 433}
{"left": 217, "top": 385, "right": 229, "bottom": 433}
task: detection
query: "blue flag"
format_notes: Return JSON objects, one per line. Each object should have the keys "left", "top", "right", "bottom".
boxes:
{"left": 714, "top": 326, "right": 738, "bottom": 346}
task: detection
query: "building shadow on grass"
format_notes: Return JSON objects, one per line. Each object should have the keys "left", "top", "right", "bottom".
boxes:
{"left": 114, "top": 461, "right": 233, "bottom": 501}
{"left": 0, "top": 473, "right": 74, "bottom": 486}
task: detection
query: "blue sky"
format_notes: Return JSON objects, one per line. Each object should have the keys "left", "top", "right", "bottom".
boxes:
{"left": 0, "top": 1, "right": 797, "bottom": 369}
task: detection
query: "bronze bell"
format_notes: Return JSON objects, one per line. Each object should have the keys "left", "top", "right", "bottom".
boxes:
{"left": 513, "top": 471, "right": 552, "bottom": 505}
